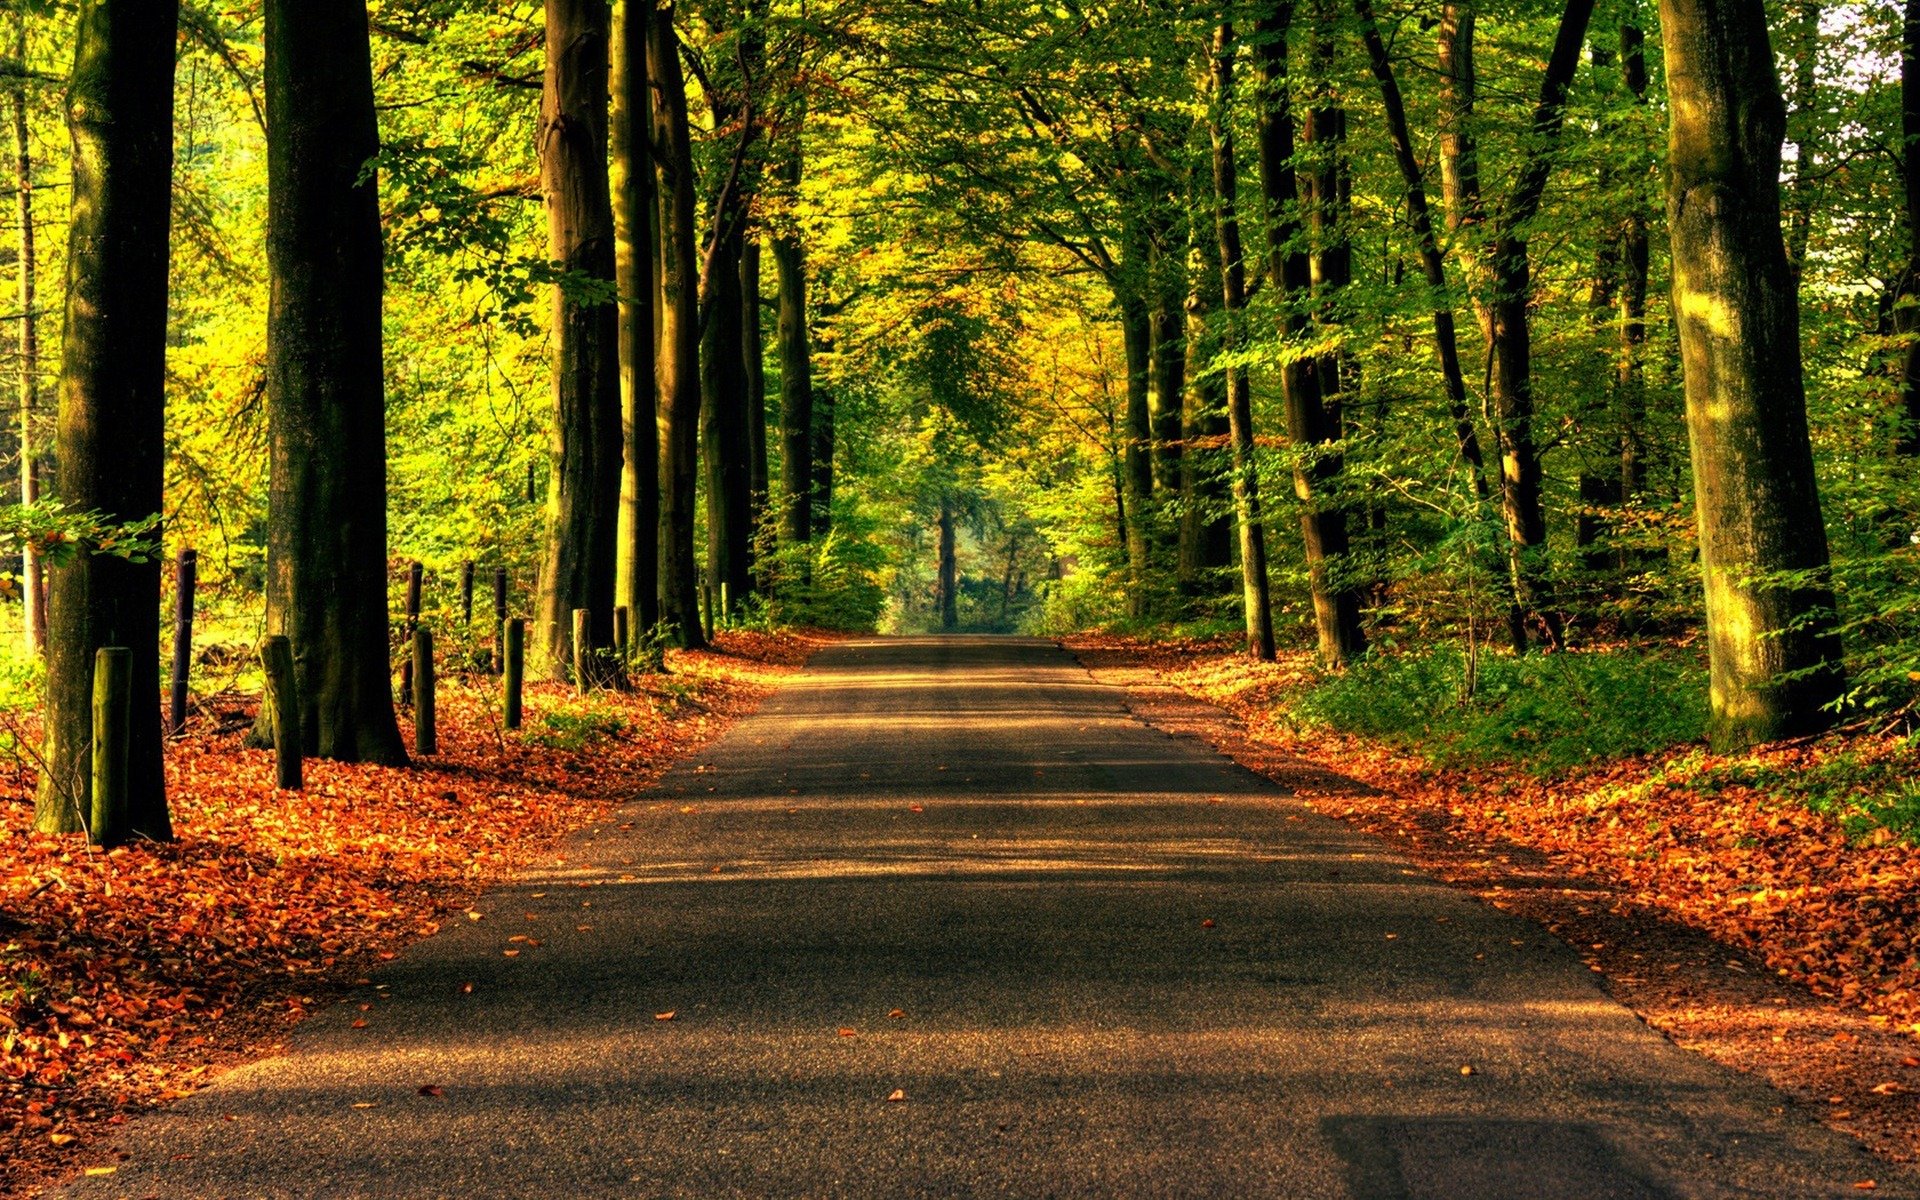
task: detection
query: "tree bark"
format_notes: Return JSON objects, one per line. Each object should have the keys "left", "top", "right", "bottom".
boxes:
{"left": 1148, "top": 229, "right": 1186, "bottom": 496}
{"left": 1118, "top": 225, "right": 1155, "bottom": 619}
{"left": 936, "top": 497, "right": 958, "bottom": 631}
{"left": 537, "top": 0, "right": 624, "bottom": 685}
{"left": 1211, "top": 17, "right": 1277, "bottom": 662}
{"left": 649, "top": 4, "right": 705, "bottom": 646}
{"left": 1658, "top": 0, "right": 1844, "bottom": 746}
{"left": 38, "top": 0, "right": 179, "bottom": 836}
{"left": 743, "top": 239, "right": 769, "bottom": 552}
{"left": 810, "top": 352, "right": 836, "bottom": 538}
{"left": 1180, "top": 159, "right": 1234, "bottom": 595}
{"left": 249, "top": 0, "right": 409, "bottom": 765}
{"left": 612, "top": 0, "right": 661, "bottom": 637}
{"left": 10, "top": 11, "right": 41, "bottom": 658}
{"left": 701, "top": 214, "right": 753, "bottom": 612}
{"left": 773, "top": 134, "right": 815, "bottom": 547}
{"left": 1897, "top": 0, "right": 1920, "bottom": 453}
{"left": 1252, "top": 0, "right": 1362, "bottom": 664}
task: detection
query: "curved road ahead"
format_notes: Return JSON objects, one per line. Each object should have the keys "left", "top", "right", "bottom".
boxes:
{"left": 57, "top": 637, "right": 1907, "bottom": 1198}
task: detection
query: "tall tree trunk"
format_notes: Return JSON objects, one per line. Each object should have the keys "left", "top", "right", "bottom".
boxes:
{"left": 1897, "top": 0, "right": 1920, "bottom": 453}
{"left": 1252, "top": 0, "right": 1361, "bottom": 664}
{"left": 1148, "top": 229, "right": 1186, "bottom": 496}
{"left": 1617, "top": 23, "right": 1652, "bottom": 509}
{"left": 743, "top": 239, "right": 768, "bottom": 558}
{"left": 649, "top": 4, "right": 705, "bottom": 647}
{"left": 10, "top": 11, "right": 41, "bottom": 658}
{"left": 773, "top": 136, "right": 814, "bottom": 547}
{"left": 1659, "top": 0, "right": 1844, "bottom": 746}
{"left": 810, "top": 335, "right": 836, "bottom": 538}
{"left": 612, "top": 0, "right": 660, "bottom": 639}
{"left": 1783, "top": 0, "right": 1822, "bottom": 288}
{"left": 936, "top": 497, "right": 958, "bottom": 631}
{"left": 1180, "top": 161, "right": 1234, "bottom": 595}
{"left": 1211, "top": 17, "right": 1277, "bottom": 662}
{"left": 1577, "top": 40, "right": 1624, "bottom": 576}
{"left": 701, "top": 217, "right": 753, "bottom": 612}
{"left": 1353, "top": 0, "right": 1488, "bottom": 502}
{"left": 537, "top": 0, "right": 623, "bottom": 684}
{"left": 38, "top": 0, "right": 179, "bottom": 836}
{"left": 1118, "top": 257, "right": 1154, "bottom": 618}
{"left": 248, "top": 0, "right": 408, "bottom": 765}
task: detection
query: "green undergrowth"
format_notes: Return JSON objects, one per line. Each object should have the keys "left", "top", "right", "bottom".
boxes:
{"left": 1674, "top": 742, "right": 1920, "bottom": 842}
{"left": 1288, "top": 642, "right": 1711, "bottom": 774}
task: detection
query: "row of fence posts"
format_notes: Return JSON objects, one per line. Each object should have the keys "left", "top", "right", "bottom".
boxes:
{"left": 86, "top": 554, "right": 645, "bottom": 843}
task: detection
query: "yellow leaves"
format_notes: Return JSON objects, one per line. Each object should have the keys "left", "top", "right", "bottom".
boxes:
{"left": 653, "top": 1011, "right": 676, "bottom": 1022}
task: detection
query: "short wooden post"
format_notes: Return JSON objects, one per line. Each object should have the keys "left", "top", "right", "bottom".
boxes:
{"left": 89, "top": 646, "right": 131, "bottom": 845}
{"left": 492, "top": 567, "right": 509, "bottom": 674}
{"left": 413, "top": 627, "right": 436, "bottom": 755}
{"left": 168, "top": 548, "right": 197, "bottom": 736}
{"left": 572, "top": 608, "right": 592, "bottom": 694}
{"left": 459, "top": 560, "right": 475, "bottom": 625}
{"left": 503, "top": 618, "right": 525, "bottom": 730}
{"left": 613, "top": 605, "right": 630, "bottom": 661}
{"left": 257, "top": 634, "right": 302, "bottom": 791}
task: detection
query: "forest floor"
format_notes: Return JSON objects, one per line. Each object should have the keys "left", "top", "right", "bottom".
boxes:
{"left": 0, "top": 628, "right": 839, "bottom": 1199}
{"left": 1065, "top": 633, "right": 1920, "bottom": 1173}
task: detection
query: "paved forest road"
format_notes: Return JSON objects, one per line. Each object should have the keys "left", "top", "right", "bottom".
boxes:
{"left": 57, "top": 637, "right": 1909, "bottom": 1199}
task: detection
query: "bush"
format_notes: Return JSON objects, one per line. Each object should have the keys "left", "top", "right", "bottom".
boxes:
{"left": 1290, "top": 642, "right": 1710, "bottom": 773}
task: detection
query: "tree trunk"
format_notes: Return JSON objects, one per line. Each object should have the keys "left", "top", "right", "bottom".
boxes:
{"left": 1211, "top": 17, "right": 1277, "bottom": 662}
{"left": 649, "top": 4, "right": 705, "bottom": 647}
{"left": 743, "top": 239, "right": 769, "bottom": 555}
{"left": 1252, "top": 0, "right": 1362, "bottom": 665}
{"left": 249, "top": 0, "right": 409, "bottom": 765}
{"left": 537, "top": 0, "right": 623, "bottom": 686}
{"left": 810, "top": 346, "right": 836, "bottom": 538}
{"left": 1118, "top": 235, "right": 1155, "bottom": 619}
{"left": 1354, "top": 0, "right": 1488, "bottom": 502}
{"left": 1180, "top": 164, "right": 1234, "bottom": 595}
{"left": 1618, "top": 24, "right": 1653, "bottom": 508}
{"left": 38, "top": 0, "right": 179, "bottom": 836}
{"left": 10, "top": 11, "right": 41, "bottom": 659}
{"left": 1783, "top": 0, "right": 1822, "bottom": 288}
{"left": 612, "top": 0, "right": 660, "bottom": 636}
{"left": 1148, "top": 231, "right": 1186, "bottom": 496}
{"left": 936, "top": 497, "right": 958, "bottom": 631}
{"left": 701, "top": 216, "right": 754, "bottom": 612}
{"left": 774, "top": 140, "right": 814, "bottom": 547}
{"left": 1659, "top": 0, "right": 1845, "bottom": 746}
{"left": 1897, "top": 0, "right": 1920, "bottom": 453}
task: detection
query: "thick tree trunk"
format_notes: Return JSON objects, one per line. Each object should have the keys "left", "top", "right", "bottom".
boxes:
{"left": 1252, "top": 0, "right": 1362, "bottom": 665}
{"left": 1211, "top": 18, "right": 1277, "bottom": 662}
{"left": 1659, "top": 0, "right": 1844, "bottom": 746}
{"left": 612, "top": 0, "right": 661, "bottom": 638}
{"left": 1179, "top": 171, "right": 1234, "bottom": 595}
{"left": 1897, "top": 0, "right": 1920, "bottom": 453}
{"left": 10, "top": 13, "right": 41, "bottom": 659}
{"left": 649, "top": 4, "right": 705, "bottom": 647}
{"left": 249, "top": 0, "right": 408, "bottom": 765}
{"left": 537, "top": 0, "right": 623, "bottom": 685}
{"left": 743, "top": 240, "right": 768, "bottom": 551}
{"left": 1118, "top": 272, "right": 1154, "bottom": 618}
{"left": 38, "top": 0, "right": 179, "bottom": 836}
{"left": 936, "top": 498, "right": 958, "bottom": 631}
{"left": 773, "top": 151, "right": 814, "bottom": 547}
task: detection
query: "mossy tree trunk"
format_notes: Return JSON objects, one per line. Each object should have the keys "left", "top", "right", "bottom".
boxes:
{"left": 1658, "top": 0, "right": 1845, "bottom": 746}
{"left": 537, "top": 0, "right": 624, "bottom": 685}
{"left": 612, "top": 0, "right": 661, "bottom": 638}
{"left": 37, "top": 0, "right": 179, "bottom": 836}
{"left": 250, "top": 0, "right": 408, "bottom": 767}
{"left": 650, "top": 3, "right": 706, "bottom": 647}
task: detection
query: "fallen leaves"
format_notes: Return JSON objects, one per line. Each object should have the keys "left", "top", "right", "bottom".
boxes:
{"left": 885, "top": 1088, "right": 906, "bottom": 1103}
{"left": 654, "top": 1011, "right": 677, "bottom": 1022}
{"left": 0, "top": 630, "right": 833, "bottom": 1196}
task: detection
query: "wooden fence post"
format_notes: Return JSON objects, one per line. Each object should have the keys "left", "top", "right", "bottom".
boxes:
{"left": 413, "top": 627, "right": 436, "bottom": 755}
{"left": 257, "top": 634, "right": 302, "bottom": 791}
{"left": 503, "top": 618, "right": 525, "bottom": 730}
{"left": 572, "top": 608, "right": 591, "bottom": 694}
{"left": 168, "top": 548, "right": 196, "bottom": 736}
{"left": 89, "top": 646, "right": 131, "bottom": 845}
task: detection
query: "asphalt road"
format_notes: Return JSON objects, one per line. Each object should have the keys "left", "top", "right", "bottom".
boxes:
{"left": 55, "top": 636, "right": 1910, "bottom": 1198}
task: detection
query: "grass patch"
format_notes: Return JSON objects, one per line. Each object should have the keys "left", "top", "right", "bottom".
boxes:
{"left": 525, "top": 698, "right": 628, "bottom": 751}
{"left": 1290, "top": 643, "right": 1710, "bottom": 773}
{"left": 1680, "top": 743, "right": 1920, "bottom": 842}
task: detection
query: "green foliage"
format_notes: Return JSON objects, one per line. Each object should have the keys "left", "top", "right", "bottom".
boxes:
{"left": 762, "top": 519, "right": 891, "bottom": 633}
{"left": 525, "top": 697, "right": 627, "bottom": 752}
{"left": 1290, "top": 643, "right": 1711, "bottom": 773}
{"left": 1679, "top": 743, "right": 1920, "bottom": 843}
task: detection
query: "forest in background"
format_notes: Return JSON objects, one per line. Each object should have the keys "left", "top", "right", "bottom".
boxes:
{"left": 5, "top": 0, "right": 1920, "bottom": 832}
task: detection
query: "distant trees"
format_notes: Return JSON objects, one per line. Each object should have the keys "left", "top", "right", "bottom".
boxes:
{"left": 37, "top": 0, "right": 180, "bottom": 836}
